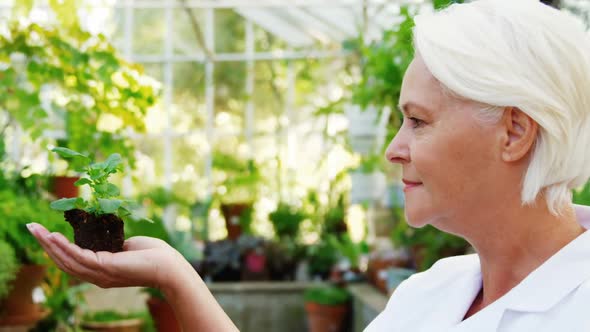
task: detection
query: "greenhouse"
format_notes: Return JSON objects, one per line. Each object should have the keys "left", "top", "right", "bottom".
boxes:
{"left": 1, "top": 0, "right": 590, "bottom": 331}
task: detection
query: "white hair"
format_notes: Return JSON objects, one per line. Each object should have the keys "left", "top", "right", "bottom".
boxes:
{"left": 413, "top": 0, "right": 590, "bottom": 215}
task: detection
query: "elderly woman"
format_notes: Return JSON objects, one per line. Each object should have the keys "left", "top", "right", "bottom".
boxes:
{"left": 28, "top": 0, "right": 590, "bottom": 331}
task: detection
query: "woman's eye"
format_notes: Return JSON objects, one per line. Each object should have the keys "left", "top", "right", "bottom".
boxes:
{"left": 409, "top": 117, "right": 424, "bottom": 128}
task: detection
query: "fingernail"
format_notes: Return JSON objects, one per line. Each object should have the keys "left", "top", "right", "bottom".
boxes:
{"left": 26, "top": 223, "right": 36, "bottom": 233}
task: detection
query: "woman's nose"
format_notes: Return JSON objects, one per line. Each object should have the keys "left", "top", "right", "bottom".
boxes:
{"left": 384, "top": 128, "right": 410, "bottom": 164}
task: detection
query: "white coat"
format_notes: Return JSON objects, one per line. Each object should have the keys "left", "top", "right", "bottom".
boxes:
{"left": 365, "top": 209, "right": 590, "bottom": 332}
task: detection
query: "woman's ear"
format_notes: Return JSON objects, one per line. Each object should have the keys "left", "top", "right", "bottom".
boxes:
{"left": 500, "top": 107, "right": 538, "bottom": 162}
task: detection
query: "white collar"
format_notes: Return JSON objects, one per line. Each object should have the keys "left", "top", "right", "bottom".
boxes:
{"left": 501, "top": 228, "right": 590, "bottom": 312}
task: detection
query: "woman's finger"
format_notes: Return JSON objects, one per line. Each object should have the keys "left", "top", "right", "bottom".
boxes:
{"left": 124, "top": 236, "right": 168, "bottom": 251}
{"left": 48, "top": 232, "right": 151, "bottom": 287}
{"left": 47, "top": 233, "right": 119, "bottom": 285}
{"left": 49, "top": 236, "right": 108, "bottom": 285}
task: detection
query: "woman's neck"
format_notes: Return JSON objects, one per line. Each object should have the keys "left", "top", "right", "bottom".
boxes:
{"left": 465, "top": 202, "right": 585, "bottom": 309}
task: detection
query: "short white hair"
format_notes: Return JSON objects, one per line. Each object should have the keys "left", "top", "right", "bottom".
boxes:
{"left": 413, "top": 0, "right": 590, "bottom": 215}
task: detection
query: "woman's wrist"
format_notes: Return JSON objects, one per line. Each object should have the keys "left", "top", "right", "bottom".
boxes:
{"left": 158, "top": 251, "right": 197, "bottom": 297}
{"left": 157, "top": 252, "right": 239, "bottom": 331}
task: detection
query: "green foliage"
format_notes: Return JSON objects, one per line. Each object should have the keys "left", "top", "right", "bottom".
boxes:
{"left": 390, "top": 208, "right": 470, "bottom": 271}
{"left": 32, "top": 266, "right": 89, "bottom": 332}
{"left": 0, "top": 18, "right": 158, "bottom": 170}
{"left": 573, "top": 182, "right": 590, "bottom": 206}
{"left": 351, "top": 6, "right": 416, "bottom": 141}
{"left": 0, "top": 189, "right": 71, "bottom": 265}
{"left": 356, "top": 154, "right": 385, "bottom": 174}
{"left": 81, "top": 309, "right": 155, "bottom": 332}
{"left": 213, "top": 152, "right": 262, "bottom": 204}
{"left": 268, "top": 202, "right": 307, "bottom": 238}
{"left": 0, "top": 239, "right": 18, "bottom": 300}
{"left": 433, "top": 0, "right": 464, "bottom": 10}
{"left": 323, "top": 193, "right": 347, "bottom": 235}
{"left": 304, "top": 286, "right": 351, "bottom": 306}
{"left": 327, "top": 234, "right": 369, "bottom": 270}
{"left": 142, "top": 287, "right": 165, "bottom": 301}
{"left": 82, "top": 310, "right": 144, "bottom": 322}
{"left": 306, "top": 239, "right": 338, "bottom": 278}
{"left": 49, "top": 148, "right": 149, "bottom": 222}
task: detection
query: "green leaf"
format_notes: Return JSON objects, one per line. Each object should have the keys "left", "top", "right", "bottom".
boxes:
{"left": 104, "top": 153, "right": 122, "bottom": 173}
{"left": 50, "top": 198, "right": 79, "bottom": 211}
{"left": 94, "top": 184, "right": 108, "bottom": 195}
{"left": 117, "top": 205, "right": 131, "bottom": 217}
{"left": 52, "top": 147, "right": 89, "bottom": 159}
{"left": 98, "top": 199, "right": 122, "bottom": 214}
{"left": 106, "top": 183, "right": 120, "bottom": 197}
{"left": 74, "top": 178, "right": 92, "bottom": 186}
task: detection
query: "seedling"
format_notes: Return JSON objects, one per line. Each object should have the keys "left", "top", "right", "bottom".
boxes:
{"left": 49, "top": 147, "right": 150, "bottom": 252}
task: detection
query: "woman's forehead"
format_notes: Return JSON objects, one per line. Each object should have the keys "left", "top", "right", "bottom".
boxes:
{"left": 400, "top": 57, "right": 444, "bottom": 111}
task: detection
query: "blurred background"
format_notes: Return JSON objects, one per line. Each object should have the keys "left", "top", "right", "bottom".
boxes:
{"left": 0, "top": 0, "right": 589, "bottom": 331}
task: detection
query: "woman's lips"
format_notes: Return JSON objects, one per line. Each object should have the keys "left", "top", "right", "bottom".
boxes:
{"left": 402, "top": 179, "right": 423, "bottom": 191}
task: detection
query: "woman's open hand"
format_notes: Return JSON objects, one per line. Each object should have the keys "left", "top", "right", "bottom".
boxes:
{"left": 27, "top": 222, "right": 182, "bottom": 290}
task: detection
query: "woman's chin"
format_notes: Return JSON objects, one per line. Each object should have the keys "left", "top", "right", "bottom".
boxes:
{"left": 404, "top": 214, "right": 431, "bottom": 228}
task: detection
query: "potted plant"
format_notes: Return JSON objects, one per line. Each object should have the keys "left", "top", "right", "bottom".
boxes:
{"left": 201, "top": 239, "right": 242, "bottom": 282}
{"left": 327, "top": 234, "right": 369, "bottom": 282}
{"left": 306, "top": 239, "right": 339, "bottom": 281}
{"left": 268, "top": 202, "right": 307, "bottom": 239}
{"left": 80, "top": 310, "right": 149, "bottom": 332}
{"left": 144, "top": 288, "right": 180, "bottom": 332}
{"left": 238, "top": 235, "right": 268, "bottom": 281}
{"left": 0, "top": 188, "right": 67, "bottom": 327}
{"left": 49, "top": 147, "right": 150, "bottom": 252}
{"left": 324, "top": 196, "right": 348, "bottom": 236}
{"left": 304, "top": 285, "right": 351, "bottom": 332}
{"left": 213, "top": 152, "right": 261, "bottom": 240}
{"left": 32, "top": 265, "right": 89, "bottom": 332}
{"left": 264, "top": 240, "right": 306, "bottom": 281}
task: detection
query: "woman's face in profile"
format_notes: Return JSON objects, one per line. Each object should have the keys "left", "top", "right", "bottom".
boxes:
{"left": 385, "top": 55, "right": 506, "bottom": 233}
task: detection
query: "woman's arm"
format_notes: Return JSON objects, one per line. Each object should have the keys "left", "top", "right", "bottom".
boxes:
{"left": 162, "top": 254, "right": 238, "bottom": 331}
{"left": 27, "top": 223, "right": 238, "bottom": 332}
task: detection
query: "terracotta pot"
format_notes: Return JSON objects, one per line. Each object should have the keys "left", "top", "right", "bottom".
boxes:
{"left": 305, "top": 302, "right": 349, "bottom": 332}
{"left": 80, "top": 318, "right": 143, "bottom": 332}
{"left": 51, "top": 176, "right": 80, "bottom": 198}
{"left": 0, "top": 265, "right": 49, "bottom": 326}
{"left": 220, "top": 203, "right": 251, "bottom": 240}
{"left": 146, "top": 297, "right": 181, "bottom": 332}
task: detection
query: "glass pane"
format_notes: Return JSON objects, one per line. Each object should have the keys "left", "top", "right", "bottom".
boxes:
{"left": 172, "top": 62, "right": 206, "bottom": 133}
{"left": 133, "top": 8, "right": 164, "bottom": 55}
{"left": 132, "top": 135, "right": 166, "bottom": 187}
{"left": 142, "top": 62, "right": 164, "bottom": 83}
{"left": 254, "top": 24, "right": 289, "bottom": 53}
{"left": 107, "top": 6, "right": 126, "bottom": 51}
{"left": 215, "top": 9, "right": 245, "bottom": 53}
{"left": 170, "top": 135, "right": 207, "bottom": 201}
{"left": 142, "top": 63, "right": 166, "bottom": 135}
{"left": 172, "top": 8, "right": 204, "bottom": 55}
{"left": 253, "top": 61, "right": 285, "bottom": 134}
{"left": 214, "top": 61, "right": 246, "bottom": 136}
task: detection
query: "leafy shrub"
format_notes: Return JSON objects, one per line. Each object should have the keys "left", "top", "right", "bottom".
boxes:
{"left": 0, "top": 239, "right": 18, "bottom": 300}
{"left": 304, "top": 286, "right": 351, "bottom": 306}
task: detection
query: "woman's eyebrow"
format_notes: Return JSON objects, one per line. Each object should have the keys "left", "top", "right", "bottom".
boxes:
{"left": 397, "top": 102, "right": 432, "bottom": 115}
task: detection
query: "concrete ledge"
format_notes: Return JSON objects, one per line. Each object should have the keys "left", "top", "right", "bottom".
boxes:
{"left": 208, "top": 281, "right": 323, "bottom": 293}
{"left": 210, "top": 281, "right": 322, "bottom": 332}
{"left": 348, "top": 284, "right": 389, "bottom": 332}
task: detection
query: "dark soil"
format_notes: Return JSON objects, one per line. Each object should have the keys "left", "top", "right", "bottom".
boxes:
{"left": 64, "top": 209, "right": 124, "bottom": 252}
